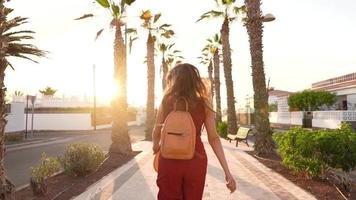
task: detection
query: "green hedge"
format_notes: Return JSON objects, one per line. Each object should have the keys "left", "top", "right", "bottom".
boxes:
{"left": 217, "top": 121, "right": 228, "bottom": 139}
{"left": 273, "top": 123, "right": 356, "bottom": 178}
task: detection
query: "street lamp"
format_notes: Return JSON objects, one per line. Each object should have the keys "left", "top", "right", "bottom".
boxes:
{"left": 262, "top": 13, "right": 276, "bottom": 22}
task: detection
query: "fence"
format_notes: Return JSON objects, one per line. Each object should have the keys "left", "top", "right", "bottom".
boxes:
{"left": 269, "top": 111, "right": 356, "bottom": 129}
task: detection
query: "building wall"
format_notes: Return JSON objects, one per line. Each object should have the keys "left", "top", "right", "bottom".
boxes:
{"left": 5, "top": 103, "right": 25, "bottom": 133}
{"left": 277, "top": 97, "right": 289, "bottom": 112}
{"left": 268, "top": 95, "right": 279, "bottom": 105}
{"left": 347, "top": 94, "right": 356, "bottom": 110}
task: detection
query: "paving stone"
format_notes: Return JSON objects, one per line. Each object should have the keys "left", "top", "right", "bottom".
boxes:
{"left": 76, "top": 135, "right": 317, "bottom": 200}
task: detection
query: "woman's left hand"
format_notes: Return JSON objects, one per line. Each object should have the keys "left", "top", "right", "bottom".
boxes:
{"left": 225, "top": 172, "right": 236, "bottom": 193}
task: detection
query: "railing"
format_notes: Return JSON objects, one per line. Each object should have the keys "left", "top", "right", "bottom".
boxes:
{"left": 270, "top": 111, "right": 356, "bottom": 129}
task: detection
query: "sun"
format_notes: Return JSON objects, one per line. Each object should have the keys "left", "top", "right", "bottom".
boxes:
{"left": 95, "top": 78, "right": 120, "bottom": 104}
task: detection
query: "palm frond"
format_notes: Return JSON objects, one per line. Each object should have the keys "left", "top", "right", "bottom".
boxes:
{"left": 196, "top": 10, "right": 224, "bottom": 22}
{"left": 3, "top": 17, "right": 28, "bottom": 32}
{"left": 4, "top": 30, "right": 35, "bottom": 37}
{"left": 75, "top": 14, "right": 94, "bottom": 20}
{"left": 95, "top": 29, "right": 104, "bottom": 41}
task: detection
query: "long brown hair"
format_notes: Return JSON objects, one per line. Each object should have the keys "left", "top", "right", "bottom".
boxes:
{"left": 162, "top": 63, "right": 210, "bottom": 112}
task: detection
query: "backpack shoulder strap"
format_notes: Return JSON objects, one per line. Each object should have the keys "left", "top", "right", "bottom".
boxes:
{"left": 173, "top": 97, "right": 189, "bottom": 112}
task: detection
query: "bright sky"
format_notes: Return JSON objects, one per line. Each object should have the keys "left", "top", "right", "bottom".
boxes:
{"left": 5, "top": 0, "right": 356, "bottom": 108}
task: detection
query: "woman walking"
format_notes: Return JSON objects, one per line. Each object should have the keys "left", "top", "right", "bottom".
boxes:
{"left": 152, "top": 63, "right": 236, "bottom": 200}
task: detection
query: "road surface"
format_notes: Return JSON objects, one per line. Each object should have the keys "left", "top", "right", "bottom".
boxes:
{"left": 5, "top": 126, "right": 145, "bottom": 188}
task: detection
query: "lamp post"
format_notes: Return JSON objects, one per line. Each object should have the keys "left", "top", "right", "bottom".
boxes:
{"left": 262, "top": 13, "right": 276, "bottom": 22}
{"left": 93, "top": 64, "right": 96, "bottom": 131}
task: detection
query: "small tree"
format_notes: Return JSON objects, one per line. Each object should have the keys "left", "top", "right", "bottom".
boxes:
{"left": 14, "top": 90, "right": 24, "bottom": 96}
{"left": 39, "top": 87, "right": 57, "bottom": 96}
{"left": 288, "top": 90, "right": 337, "bottom": 111}
{"left": 268, "top": 103, "right": 277, "bottom": 112}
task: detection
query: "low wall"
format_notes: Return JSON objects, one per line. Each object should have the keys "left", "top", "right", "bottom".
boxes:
{"left": 269, "top": 112, "right": 303, "bottom": 126}
{"left": 5, "top": 103, "right": 25, "bottom": 133}
{"left": 5, "top": 102, "right": 145, "bottom": 133}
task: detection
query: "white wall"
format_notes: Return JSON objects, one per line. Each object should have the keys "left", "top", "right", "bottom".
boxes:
{"left": 5, "top": 103, "right": 25, "bottom": 133}
{"left": 5, "top": 102, "right": 144, "bottom": 132}
{"left": 25, "top": 113, "right": 94, "bottom": 130}
{"left": 347, "top": 94, "right": 356, "bottom": 110}
{"left": 269, "top": 112, "right": 302, "bottom": 125}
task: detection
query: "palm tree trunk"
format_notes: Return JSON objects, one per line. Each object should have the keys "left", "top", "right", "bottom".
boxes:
{"left": 0, "top": 2, "right": 16, "bottom": 198}
{"left": 0, "top": 68, "right": 15, "bottom": 200}
{"left": 145, "top": 32, "right": 155, "bottom": 140}
{"left": 221, "top": 17, "right": 238, "bottom": 135}
{"left": 245, "top": 0, "right": 274, "bottom": 155}
{"left": 161, "top": 56, "right": 168, "bottom": 90}
{"left": 110, "top": 20, "right": 132, "bottom": 155}
{"left": 208, "top": 61, "right": 214, "bottom": 107}
{"left": 213, "top": 50, "right": 222, "bottom": 123}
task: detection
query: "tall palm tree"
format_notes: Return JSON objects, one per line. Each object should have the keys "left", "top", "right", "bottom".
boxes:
{"left": 77, "top": 0, "right": 136, "bottom": 155}
{"left": 245, "top": 0, "right": 274, "bottom": 155}
{"left": 0, "top": 1, "right": 46, "bottom": 198}
{"left": 140, "top": 10, "right": 174, "bottom": 140}
{"left": 208, "top": 34, "right": 223, "bottom": 123}
{"left": 197, "top": 0, "right": 245, "bottom": 134}
{"left": 158, "top": 43, "right": 183, "bottom": 90}
{"left": 198, "top": 49, "right": 214, "bottom": 105}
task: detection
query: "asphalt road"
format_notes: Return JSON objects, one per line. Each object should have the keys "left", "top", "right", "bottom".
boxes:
{"left": 5, "top": 126, "right": 145, "bottom": 188}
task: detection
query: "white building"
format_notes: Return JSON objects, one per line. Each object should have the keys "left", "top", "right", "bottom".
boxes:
{"left": 268, "top": 88, "right": 293, "bottom": 105}
{"left": 311, "top": 72, "right": 356, "bottom": 110}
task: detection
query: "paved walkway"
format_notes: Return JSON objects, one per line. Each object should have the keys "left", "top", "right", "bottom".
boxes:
{"left": 74, "top": 135, "right": 316, "bottom": 200}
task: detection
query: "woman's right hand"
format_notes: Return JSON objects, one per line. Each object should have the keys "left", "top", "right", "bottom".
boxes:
{"left": 225, "top": 172, "right": 236, "bottom": 193}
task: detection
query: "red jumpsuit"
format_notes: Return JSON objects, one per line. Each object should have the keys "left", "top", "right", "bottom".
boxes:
{"left": 157, "top": 99, "right": 207, "bottom": 200}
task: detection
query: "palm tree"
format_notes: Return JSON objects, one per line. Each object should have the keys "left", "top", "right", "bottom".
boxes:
{"left": 245, "top": 0, "right": 274, "bottom": 155}
{"left": 197, "top": 0, "right": 245, "bottom": 134}
{"left": 0, "top": 0, "right": 46, "bottom": 198}
{"left": 14, "top": 90, "right": 24, "bottom": 97}
{"left": 140, "top": 10, "right": 174, "bottom": 140}
{"left": 207, "top": 34, "right": 223, "bottom": 123}
{"left": 198, "top": 49, "right": 214, "bottom": 106}
{"left": 39, "top": 86, "right": 57, "bottom": 96}
{"left": 77, "top": 0, "right": 137, "bottom": 155}
{"left": 159, "top": 42, "right": 183, "bottom": 90}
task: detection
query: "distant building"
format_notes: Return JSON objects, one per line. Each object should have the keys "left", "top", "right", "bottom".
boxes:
{"left": 268, "top": 88, "right": 293, "bottom": 104}
{"left": 311, "top": 72, "right": 356, "bottom": 110}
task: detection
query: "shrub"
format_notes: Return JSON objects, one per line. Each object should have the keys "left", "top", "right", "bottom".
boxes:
{"left": 30, "top": 153, "right": 60, "bottom": 196}
{"left": 59, "top": 143, "right": 105, "bottom": 177}
{"left": 217, "top": 121, "right": 228, "bottom": 138}
{"left": 5, "top": 133, "right": 23, "bottom": 143}
{"left": 273, "top": 123, "right": 356, "bottom": 178}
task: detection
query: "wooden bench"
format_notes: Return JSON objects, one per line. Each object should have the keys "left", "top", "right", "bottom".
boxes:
{"left": 227, "top": 127, "right": 252, "bottom": 147}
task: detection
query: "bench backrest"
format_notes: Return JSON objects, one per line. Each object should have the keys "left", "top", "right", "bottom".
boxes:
{"left": 236, "top": 127, "right": 250, "bottom": 139}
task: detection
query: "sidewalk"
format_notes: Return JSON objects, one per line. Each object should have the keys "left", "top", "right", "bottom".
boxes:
{"left": 74, "top": 135, "right": 317, "bottom": 200}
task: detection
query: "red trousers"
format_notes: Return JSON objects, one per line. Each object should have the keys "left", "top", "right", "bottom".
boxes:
{"left": 156, "top": 150, "right": 207, "bottom": 200}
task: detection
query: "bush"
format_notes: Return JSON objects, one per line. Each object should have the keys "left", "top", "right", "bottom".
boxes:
{"left": 59, "top": 143, "right": 105, "bottom": 177}
{"left": 217, "top": 121, "right": 228, "bottom": 138}
{"left": 273, "top": 123, "right": 356, "bottom": 178}
{"left": 5, "top": 133, "right": 23, "bottom": 143}
{"left": 30, "top": 153, "right": 60, "bottom": 196}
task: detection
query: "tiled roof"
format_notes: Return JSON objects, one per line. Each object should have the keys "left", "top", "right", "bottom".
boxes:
{"left": 268, "top": 90, "right": 293, "bottom": 97}
{"left": 311, "top": 72, "right": 356, "bottom": 91}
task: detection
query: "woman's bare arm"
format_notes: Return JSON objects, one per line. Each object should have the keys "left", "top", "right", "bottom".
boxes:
{"left": 205, "top": 106, "right": 237, "bottom": 193}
